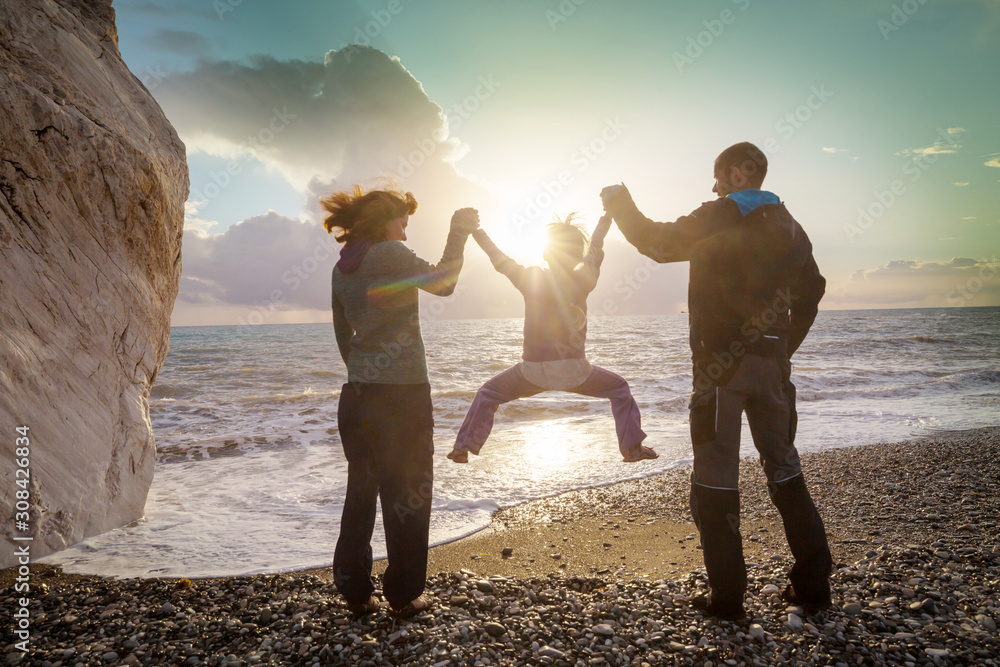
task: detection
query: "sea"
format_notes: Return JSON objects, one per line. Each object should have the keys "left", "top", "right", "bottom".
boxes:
{"left": 40, "top": 307, "right": 1000, "bottom": 578}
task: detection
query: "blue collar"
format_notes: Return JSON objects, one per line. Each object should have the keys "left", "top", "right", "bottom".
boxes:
{"left": 726, "top": 189, "right": 780, "bottom": 216}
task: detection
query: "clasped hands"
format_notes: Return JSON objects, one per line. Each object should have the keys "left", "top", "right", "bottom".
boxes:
{"left": 450, "top": 208, "right": 480, "bottom": 235}
{"left": 599, "top": 183, "right": 632, "bottom": 213}
{"left": 451, "top": 184, "right": 630, "bottom": 236}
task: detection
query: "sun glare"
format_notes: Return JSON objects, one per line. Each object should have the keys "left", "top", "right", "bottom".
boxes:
{"left": 516, "top": 419, "right": 582, "bottom": 471}
{"left": 483, "top": 217, "right": 547, "bottom": 267}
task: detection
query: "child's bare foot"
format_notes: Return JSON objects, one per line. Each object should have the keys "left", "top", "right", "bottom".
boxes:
{"left": 623, "top": 445, "right": 658, "bottom": 462}
{"left": 447, "top": 449, "right": 469, "bottom": 463}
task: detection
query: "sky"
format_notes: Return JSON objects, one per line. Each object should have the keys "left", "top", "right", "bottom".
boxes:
{"left": 112, "top": 0, "right": 1000, "bottom": 326}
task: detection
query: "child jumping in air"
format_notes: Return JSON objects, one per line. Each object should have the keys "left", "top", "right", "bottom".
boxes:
{"left": 448, "top": 214, "right": 657, "bottom": 464}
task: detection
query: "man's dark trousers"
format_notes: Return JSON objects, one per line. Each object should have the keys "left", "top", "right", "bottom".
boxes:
{"left": 689, "top": 354, "right": 832, "bottom": 615}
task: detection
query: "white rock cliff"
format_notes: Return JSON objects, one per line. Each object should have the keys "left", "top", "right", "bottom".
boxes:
{"left": 0, "top": 0, "right": 187, "bottom": 566}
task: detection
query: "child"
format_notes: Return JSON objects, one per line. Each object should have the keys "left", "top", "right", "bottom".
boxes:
{"left": 448, "top": 214, "right": 657, "bottom": 463}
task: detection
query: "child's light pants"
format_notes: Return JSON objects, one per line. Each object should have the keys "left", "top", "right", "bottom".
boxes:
{"left": 454, "top": 363, "right": 647, "bottom": 456}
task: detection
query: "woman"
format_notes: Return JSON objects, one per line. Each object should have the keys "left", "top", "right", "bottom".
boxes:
{"left": 324, "top": 185, "right": 478, "bottom": 618}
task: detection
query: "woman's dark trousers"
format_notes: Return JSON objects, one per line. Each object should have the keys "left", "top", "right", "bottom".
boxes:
{"left": 333, "top": 382, "right": 434, "bottom": 609}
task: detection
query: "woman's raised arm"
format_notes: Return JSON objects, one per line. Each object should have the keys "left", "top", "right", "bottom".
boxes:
{"left": 375, "top": 208, "right": 480, "bottom": 297}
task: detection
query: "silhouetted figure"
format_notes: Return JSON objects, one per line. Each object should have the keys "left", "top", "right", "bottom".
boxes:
{"left": 325, "top": 186, "right": 479, "bottom": 618}
{"left": 449, "top": 214, "right": 656, "bottom": 464}
{"left": 602, "top": 142, "right": 832, "bottom": 621}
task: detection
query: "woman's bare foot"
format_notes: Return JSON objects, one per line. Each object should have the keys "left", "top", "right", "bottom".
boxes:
{"left": 447, "top": 449, "right": 469, "bottom": 463}
{"left": 623, "top": 445, "right": 658, "bottom": 462}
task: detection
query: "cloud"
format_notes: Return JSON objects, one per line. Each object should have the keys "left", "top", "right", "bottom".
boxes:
{"left": 952, "top": 182, "right": 970, "bottom": 187}
{"left": 985, "top": 158, "right": 1000, "bottom": 168}
{"left": 177, "top": 211, "right": 338, "bottom": 313}
{"left": 159, "top": 45, "right": 500, "bottom": 325}
{"left": 155, "top": 46, "right": 465, "bottom": 191}
{"left": 827, "top": 257, "right": 1000, "bottom": 308}
{"left": 896, "top": 143, "right": 960, "bottom": 157}
{"left": 896, "top": 128, "right": 965, "bottom": 157}
{"left": 183, "top": 200, "right": 221, "bottom": 235}
{"left": 821, "top": 147, "right": 847, "bottom": 153}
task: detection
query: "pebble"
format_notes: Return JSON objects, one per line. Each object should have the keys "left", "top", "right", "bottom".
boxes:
{"left": 483, "top": 622, "right": 507, "bottom": 637}
{"left": 842, "top": 602, "right": 863, "bottom": 615}
{"left": 538, "top": 646, "right": 564, "bottom": 659}
{"left": 592, "top": 623, "right": 614, "bottom": 636}
{"left": 6, "top": 427, "right": 999, "bottom": 667}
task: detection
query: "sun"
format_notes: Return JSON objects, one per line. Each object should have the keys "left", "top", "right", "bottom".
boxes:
{"left": 488, "top": 223, "right": 547, "bottom": 267}
{"left": 478, "top": 210, "right": 547, "bottom": 267}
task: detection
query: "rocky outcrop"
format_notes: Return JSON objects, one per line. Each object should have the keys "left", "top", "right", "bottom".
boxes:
{"left": 0, "top": 0, "right": 187, "bottom": 566}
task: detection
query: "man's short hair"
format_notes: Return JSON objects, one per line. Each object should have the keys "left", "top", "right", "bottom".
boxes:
{"left": 717, "top": 142, "right": 768, "bottom": 187}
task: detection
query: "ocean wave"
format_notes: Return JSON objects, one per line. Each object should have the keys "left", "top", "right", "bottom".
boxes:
{"left": 649, "top": 395, "right": 689, "bottom": 413}
{"left": 303, "top": 369, "right": 345, "bottom": 379}
{"left": 151, "top": 404, "right": 223, "bottom": 424}
{"left": 443, "top": 498, "right": 501, "bottom": 512}
{"left": 150, "top": 383, "right": 195, "bottom": 400}
{"left": 156, "top": 433, "right": 304, "bottom": 464}
{"left": 799, "top": 368, "right": 999, "bottom": 402}
{"left": 238, "top": 388, "right": 340, "bottom": 406}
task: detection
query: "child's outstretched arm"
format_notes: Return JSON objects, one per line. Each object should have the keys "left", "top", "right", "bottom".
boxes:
{"left": 591, "top": 213, "right": 612, "bottom": 248}
{"left": 577, "top": 214, "right": 612, "bottom": 292}
{"left": 472, "top": 228, "right": 526, "bottom": 288}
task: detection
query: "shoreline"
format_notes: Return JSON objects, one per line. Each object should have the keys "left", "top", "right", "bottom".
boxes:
{"left": 423, "top": 425, "right": 1000, "bottom": 578}
{"left": 7, "top": 426, "right": 1000, "bottom": 586}
{"left": 15, "top": 425, "right": 999, "bottom": 586}
{"left": 4, "top": 426, "right": 999, "bottom": 665}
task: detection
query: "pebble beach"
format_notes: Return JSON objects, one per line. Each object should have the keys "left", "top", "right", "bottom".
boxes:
{"left": 4, "top": 426, "right": 999, "bottom": 666}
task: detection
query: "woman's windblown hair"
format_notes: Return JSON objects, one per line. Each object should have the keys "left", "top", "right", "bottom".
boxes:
{"left": 320, "top": 186, "right": 418, "bottom": 244}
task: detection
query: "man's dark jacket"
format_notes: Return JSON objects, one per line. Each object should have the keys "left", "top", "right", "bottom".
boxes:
{"left": 607, "top": 189, "right": 825, "bottom": 364}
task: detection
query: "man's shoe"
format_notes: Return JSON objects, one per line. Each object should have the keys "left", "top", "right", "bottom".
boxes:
{"left": 390, "top": 594, "right": 433, "bottom": 620}
{"left": 690, "top": 594, "right": 747, "bottom": 622}
{"left": 781, "top": 584, "right": 831, "bottom": 612}
{"left": 346, "top": 596, "right": 382, "bottom": 616}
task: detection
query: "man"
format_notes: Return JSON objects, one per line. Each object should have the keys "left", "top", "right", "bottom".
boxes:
{"left": 601, "top": 142, "right": 832, "bottom": 621}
